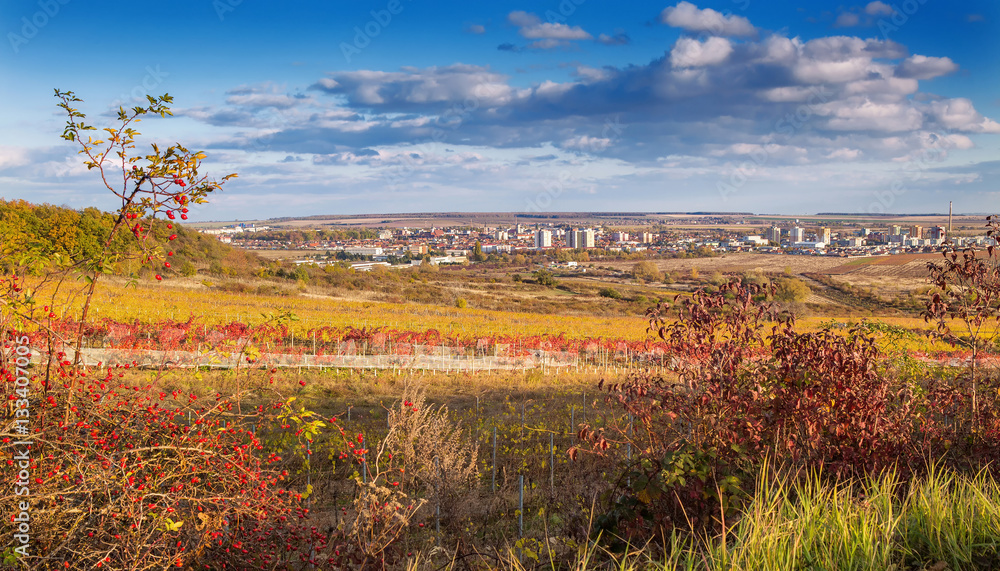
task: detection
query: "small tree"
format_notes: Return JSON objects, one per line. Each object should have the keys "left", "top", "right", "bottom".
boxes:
{"left": 923, "top": 216, "right": 1000, "bottom": 423}
{"left": 53, "top": 90, "right": 236, "bottom": 367}
{"left": 0, "top": 91, "right": 359, "bottom": 570}
{"left": 632, "top": 260, "right": 663, "bottom": 283}
{"left": 471, "top": 240, "right": 485, "bottom": 262}
{"left": 774, "top": 276, "right": 810, "bottom": 302}
{"left": 534, "top": 268, "right": 557, "bottom": 287}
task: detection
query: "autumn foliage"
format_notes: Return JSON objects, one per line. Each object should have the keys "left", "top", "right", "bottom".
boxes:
{"left": 577, "top": 276, "right": 1000, "bottom": 545}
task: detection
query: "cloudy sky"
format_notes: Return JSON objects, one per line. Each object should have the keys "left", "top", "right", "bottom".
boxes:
{"left": 1, "top": 0, "right": 997, "bottom": 220}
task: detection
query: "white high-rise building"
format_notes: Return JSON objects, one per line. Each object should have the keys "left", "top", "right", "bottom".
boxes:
{"left": 567, "top": 229, "right": 596, "bottom": 249}
{"left": 535, "top": 229, "right": 552, "bottom": 249}
{"left": 790, "top": 227, "right": 805, "bottom": 243}
{"left": 766, "top": 226, "right": 782, "bottom": 244}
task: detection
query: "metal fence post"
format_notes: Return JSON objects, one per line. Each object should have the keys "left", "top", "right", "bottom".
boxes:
{"left": 435, "top": 457, "right": 441, "bottom": 537}
{"left": 518, "top": 475, "right": 524, "bottom": 537}
{"left": 549, "top": 433, "right": 554, "bottom": 491}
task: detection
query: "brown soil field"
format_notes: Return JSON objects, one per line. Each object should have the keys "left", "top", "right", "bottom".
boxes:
{"left": 251, "top": 249, "right": 326, "bottom": 260}
{"left": 599, "top": 254, "right": 850, "bottom": 275}
{"left": 599, "top": 253, "right": 942, "bottom": 309}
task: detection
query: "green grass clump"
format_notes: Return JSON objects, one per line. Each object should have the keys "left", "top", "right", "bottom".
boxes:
{"left": 648, "top": 464, "right": 1000, "bottom": 571}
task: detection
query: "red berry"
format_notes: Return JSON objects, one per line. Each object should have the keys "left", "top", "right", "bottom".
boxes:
{"left": 167, "top": 224, "right": 173, "bottom": 229}
{"left": 164, "top": 262, "right": 171, "bottom": 268}
{"left": 181, "top": 208, "right": 189, "bottom": 213}
{"left": 169, "top": 234, "right": 177, "bottom": 241}
{"left": 168, "top": 251, "right": 174, "bottom": 256}
{"left": 155, "top": 275, "right": 163, "bottom": 281}
{"left": 181, "top": 214, "right": 187, "bottom": 220}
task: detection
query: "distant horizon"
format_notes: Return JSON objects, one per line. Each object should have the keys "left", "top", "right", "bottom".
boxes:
{"left": 187, "top": 209, "right": 993, "bottom": 225}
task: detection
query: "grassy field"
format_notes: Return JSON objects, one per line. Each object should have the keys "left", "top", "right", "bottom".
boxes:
{"left": 71, "top": 277, "right": 653, "bottom": 340}
{"left": 103, "top": 362, "right": 1000, "bottom": 570}
{"left": 13, "top": 247, "right": 999, "bottom": 569}
{"left": 39, "top": 276, "right": 960, "bottom": 355}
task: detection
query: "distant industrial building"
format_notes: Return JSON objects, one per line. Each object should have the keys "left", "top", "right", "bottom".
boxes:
{"left": 344, "top": 247, "right": 383, "bottom": 256}
{"left": 792, "top": 241, "right": 826, "bottom": 250}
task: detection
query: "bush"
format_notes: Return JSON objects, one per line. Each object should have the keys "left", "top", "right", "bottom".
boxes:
{"left": 575, "top": 278, "right": 998, "bottom": 545}
{"left": 774, "top": 276, "right": 810, "bottom": 302}
{"left": 382, "top": 386, "right": 479, "bottom": 532}
{"left": 455, "top": 297, "right": 468, "bottom": 308}
{"left": 179, "top": 260, "right": 197, "bottom": 277}
{"left": 534, "top": 269, "right": 557, "bottom": 287}
{"left": 0, "top": 357, "right": 326, "bottom": 569}
{"left": 632, "top": 260, "right": 663, "bottom": 282}
{"left": 599, "top": 287, "right": 623, "bottom": 299}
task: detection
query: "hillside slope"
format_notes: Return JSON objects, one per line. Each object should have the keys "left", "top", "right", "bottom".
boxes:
{"left": 0, "top": 199, "right": 265, "bottom": 278}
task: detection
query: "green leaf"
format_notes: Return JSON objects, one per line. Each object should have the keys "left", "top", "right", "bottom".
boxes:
{"left": 162, "top": 518, "right": 184, "bottom": 532}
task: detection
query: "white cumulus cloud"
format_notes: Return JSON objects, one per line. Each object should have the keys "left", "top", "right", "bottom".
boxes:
{"left": 670, "top": 37, "right": 733, "bottom": 68}
{"left": 660, "top": 2, "right": 757, "bottom": 37}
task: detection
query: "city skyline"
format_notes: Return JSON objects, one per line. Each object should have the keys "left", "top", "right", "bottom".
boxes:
{"left": 1, "top": 0, "right": 998, "bottom": 220}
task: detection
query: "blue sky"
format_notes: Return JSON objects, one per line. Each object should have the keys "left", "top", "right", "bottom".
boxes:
{"left": 1, "top": 0, "right": 997, "bottom": 220}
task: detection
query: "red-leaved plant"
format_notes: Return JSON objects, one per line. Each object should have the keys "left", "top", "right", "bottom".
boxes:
{"left": 574, "top": 274, "right": 999, "bottom": 547}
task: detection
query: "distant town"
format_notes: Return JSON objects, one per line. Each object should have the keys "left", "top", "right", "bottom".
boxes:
{"left": 198, "top": 218, "right": 998, "bottom": 272}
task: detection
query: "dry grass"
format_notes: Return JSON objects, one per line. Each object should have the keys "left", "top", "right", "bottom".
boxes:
{"left": 53, "top": 277, "right": 650, "bottom": 340}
